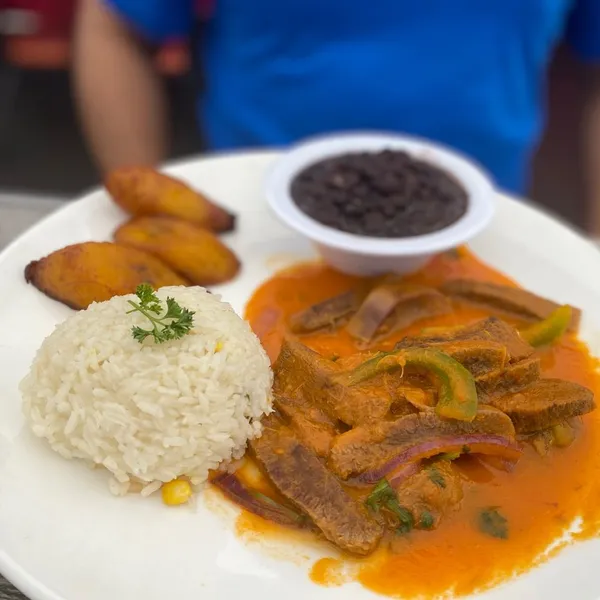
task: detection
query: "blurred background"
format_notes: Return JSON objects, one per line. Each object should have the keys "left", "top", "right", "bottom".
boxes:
{"left": 0, "top": 0, "right": 591, "bottom": 228}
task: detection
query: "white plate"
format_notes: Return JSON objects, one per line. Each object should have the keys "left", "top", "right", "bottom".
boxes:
{"left": 1, "top": 151, "right": 600, "bottom": 600}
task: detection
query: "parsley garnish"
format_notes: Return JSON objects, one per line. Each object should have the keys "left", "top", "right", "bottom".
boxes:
{"left": 438, "top": 450, "right": 461, "bottom": 461}
{"left": 428, "top": 466, "right": 446, "bottom": 489}
{"left": 419, "top": 510, "right": 435, "bottom": 530}
{"left": 478, "top": 507, "right": 508, "bottom": 540}
{"left": 366, "top": 479, "right": 414, "bottom": 535}
{"left": 127, "top": 284, "right": 195, "bottom": 344}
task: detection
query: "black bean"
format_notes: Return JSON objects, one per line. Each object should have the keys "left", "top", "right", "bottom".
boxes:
{"left": 291, "top": 150, "right": 468, "bottom": 238}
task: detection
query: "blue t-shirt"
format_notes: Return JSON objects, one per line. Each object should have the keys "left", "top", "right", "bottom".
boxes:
{"left": 106, "top": 0, "right": 600, "bottom": 193}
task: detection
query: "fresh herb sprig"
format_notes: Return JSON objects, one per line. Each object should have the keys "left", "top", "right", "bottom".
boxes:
{"left": 366, "top": 479, "right": 414, "bottom": 534}
{"left": 127, "top": 284, "right": 195, "bottom": 344}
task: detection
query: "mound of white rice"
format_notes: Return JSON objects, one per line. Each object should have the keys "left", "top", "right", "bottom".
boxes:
{"left": 21, "top": 286, "right": 273, "bottom": 496}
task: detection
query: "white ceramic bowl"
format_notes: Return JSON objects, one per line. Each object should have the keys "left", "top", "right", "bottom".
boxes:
{"left": 265, "top": 132, "right": 496, "bottom": 276}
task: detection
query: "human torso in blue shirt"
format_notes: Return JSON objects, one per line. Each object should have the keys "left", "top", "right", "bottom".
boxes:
{"left": 106, "top": 0, "right": 600, "bottom": 193}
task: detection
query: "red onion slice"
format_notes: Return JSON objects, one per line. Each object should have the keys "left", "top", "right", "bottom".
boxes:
{"left": 212, "top": 472, "right": 308, "bottom": 528}
{"left": 350, "top": 434, "right": 522, "bottom": 485}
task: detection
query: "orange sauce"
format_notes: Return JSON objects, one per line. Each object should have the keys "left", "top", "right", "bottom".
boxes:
{"left": 240, "top": 249, "right": 600, "bottom": 598}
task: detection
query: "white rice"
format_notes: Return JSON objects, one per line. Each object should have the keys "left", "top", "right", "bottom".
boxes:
{"left": 20, "top": 286, "right": 273, "bottom": 495}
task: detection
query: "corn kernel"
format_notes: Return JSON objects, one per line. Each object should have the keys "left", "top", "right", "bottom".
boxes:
{"left": 162, "top": 479, "right": 192, "bottom": 506}
{"left": 215, "top": 341, "right": 224, "bottom": 353}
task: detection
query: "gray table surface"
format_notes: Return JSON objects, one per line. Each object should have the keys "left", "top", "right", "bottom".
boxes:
{"left": 0, "top": 193, "right": 65, "bottom": 600}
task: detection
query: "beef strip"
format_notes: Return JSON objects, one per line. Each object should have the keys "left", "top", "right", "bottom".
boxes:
{"left": 475, "top": 357, "right": 541, "bottom": 399}
{"left": 274, "top": 338, "right": 392, "bottom": 426}
{"left": 380, "top": 294, "right": 452, "bottom": 339}
{"left": 397, "top": 461, "right": 464, "bottom": 529}
{"left": 441, "top": 279, "right": 581, "bottom": 332}
{"left": 488, "top": 378, "right": 596, "bottom": 433}
{"left": 251, "top": 415, "right": 383, "bottom": 555}
{"left": 335, "top": 380, "right": 394, "bottom": 426}
{"left": 289, "top": 289, "right": 366, "bottom": 333}
{"left": 390, "top": 398, "right": 421, "bottom": 418}
{"left": 329, "top": 406, "right": 516, "bottom": 479}
{"left": 392, "top": 386, "right": 436, "bottom": 414}
{"left": 397, "top": 317, "right": 533, "bottom": 363}
{"left": 274, "top": 395, "right": 338, "bottom": 458}
{"left": 438, "top": 340, "right": 507, "bottom": 376}
{"left": 347, "top": 283, "right": 452, "bottom": 341}
{"left": 414, "top": 339, "right": 508, "bottom": 377}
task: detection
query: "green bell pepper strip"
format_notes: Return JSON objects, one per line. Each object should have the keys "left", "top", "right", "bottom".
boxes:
{"left": 519, "top": 305, "right": 572, "bottom": 347}
{"left": 342, "top": 348, "right": 478, "bottom": 422}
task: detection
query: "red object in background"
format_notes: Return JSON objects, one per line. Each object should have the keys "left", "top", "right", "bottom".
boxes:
{"left": 0, "top": 0, "right": 190, "bottom": 73}
{"left": 2, "top": 0, "right": 76, "bottom": 36}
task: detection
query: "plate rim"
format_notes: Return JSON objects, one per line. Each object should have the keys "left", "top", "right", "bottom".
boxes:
{"left": 0, "top": 149, "right": 598, "bottom": 600}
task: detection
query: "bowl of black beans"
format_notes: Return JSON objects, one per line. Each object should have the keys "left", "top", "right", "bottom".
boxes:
{"left": 265, "top": 132, "right": 495, "bottom": 276}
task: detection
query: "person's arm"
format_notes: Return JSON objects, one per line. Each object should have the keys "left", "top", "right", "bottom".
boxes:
{"left": 73, "top": 0, "right": 193, "bottom": 174}
{"left": 566, "top": 1, "right": 600, "bottom": 234}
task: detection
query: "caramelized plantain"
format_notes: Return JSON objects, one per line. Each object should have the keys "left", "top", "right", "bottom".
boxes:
{"left": 25, "top": 242, "right": 189, "bottom": 310}
{"left": 105, "top": 167, "right": 235, "bottom": 232}
{"left": 114, "top": 216, "right": 241, "bottom": 286}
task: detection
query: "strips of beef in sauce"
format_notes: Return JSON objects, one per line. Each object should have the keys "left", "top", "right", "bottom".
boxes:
{"left": 251, "top": 415, "right": 384, "bottom": 556}
{"left": 441, "top": 279, "right": 581, "bottom": 332}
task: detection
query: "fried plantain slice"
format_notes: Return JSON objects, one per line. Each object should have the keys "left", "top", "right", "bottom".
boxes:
{"left": 105, "top": 167, "right": 235, "bottom": 232}
{"left": 114, "top": 216, "right": 241, "bottom": 286}
{"left": 25, "top": 242, "right": 189, "bottom": 310}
